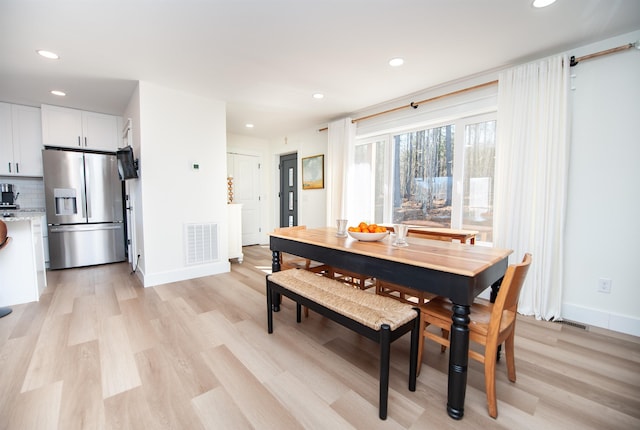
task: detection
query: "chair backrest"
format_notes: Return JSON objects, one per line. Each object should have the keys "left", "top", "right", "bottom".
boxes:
{"left": 406, "top": 232, "right": 456, "bottom": 242}
{"left": 488, "top": 253, "right": 532, "bottom": 333}
{"left": 274, "top": 225, "right": 307, "bottom": 234}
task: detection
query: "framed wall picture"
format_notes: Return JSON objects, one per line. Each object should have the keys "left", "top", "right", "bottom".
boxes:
{"left": 302, "top": 154, "right": 324, "bottom": 190}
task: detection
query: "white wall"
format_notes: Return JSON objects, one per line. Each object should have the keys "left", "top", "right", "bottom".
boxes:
{"left": 562, "top": 30, "right": 640, "bottom": 336}
{"left": 131, "top": 81, "right": 229, "bottom": 287}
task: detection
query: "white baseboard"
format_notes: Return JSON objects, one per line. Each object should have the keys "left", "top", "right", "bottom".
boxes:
{"left": 141, "top": 261, "right": 230, "bottom": 288}
{"left": 562, "top": 303, "right": 640, "bottom": 337}
{"left": 480, "top": 291, "right": 639, "bottom": 337}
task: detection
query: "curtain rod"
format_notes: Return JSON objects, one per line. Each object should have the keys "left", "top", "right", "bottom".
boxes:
{"left": 318, "top": 80, "right": 498, "bottom": 132}
{"left": 570, "top": 40, "right": 639, "bottom": 67}
{"left": 318, "top": 40, "right": 638, "bottom": 132}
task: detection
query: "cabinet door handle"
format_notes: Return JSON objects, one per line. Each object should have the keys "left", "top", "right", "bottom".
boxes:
{"left": 15, "top": 163, "right": 19, "bottom": 173}
{"left": 7, "top": 162, "right": 11, "bottom": 173}
{"left": 78, "top": 136, "right": 81, "bottom": 147}
{"left": 84, "top": 137, "right": 87, "bottom": 147}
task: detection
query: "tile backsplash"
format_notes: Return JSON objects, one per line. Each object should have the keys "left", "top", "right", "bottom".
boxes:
{"left": 0, "top": 176, "right": 45, "bottom": 209}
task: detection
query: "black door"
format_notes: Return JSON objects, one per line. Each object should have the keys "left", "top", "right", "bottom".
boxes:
{"left": 279, "top": 153, "right": 297, "bottom": 227}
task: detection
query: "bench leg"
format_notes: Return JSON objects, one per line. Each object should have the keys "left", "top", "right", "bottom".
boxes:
{"left": 379, "top": 324, "right": 391, "bottom": 420}
{"left": 267, "top": 281, "right": 274, "bottom": 334}
{"left": 296, "top": 302, "right": 302, "bottom": 323}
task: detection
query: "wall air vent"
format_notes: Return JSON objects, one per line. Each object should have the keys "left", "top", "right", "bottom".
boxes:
{"left": 185, "top": 223, "right": 218, "bottom": 265}
{"left": 555, "top": 319, "right": 588, "bottom": 330}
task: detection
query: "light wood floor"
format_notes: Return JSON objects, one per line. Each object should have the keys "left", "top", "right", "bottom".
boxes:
{"left": 1, "top": 245, "right": 639, "bottom": 429}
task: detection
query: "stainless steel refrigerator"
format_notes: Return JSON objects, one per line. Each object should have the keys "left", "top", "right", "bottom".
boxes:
{"left": 43, "top": 148, "right": 125, "bottom": 269}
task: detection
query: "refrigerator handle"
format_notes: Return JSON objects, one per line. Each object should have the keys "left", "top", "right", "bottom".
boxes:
{"left": 79, "top": 156, "right": 88, "bottom": 219}
{"left": 86, "top": 188, "right": 92, "bottom": 219}
{"left": 85, "top": 170, "right": 92, "bottom": 219}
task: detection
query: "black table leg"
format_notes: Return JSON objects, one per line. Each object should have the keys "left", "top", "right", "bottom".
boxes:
{"left": 447, "top": 302, "right": 470, "bottom": 420}
{"left": 271, "top": 250, "right": 281, "bottom": 311}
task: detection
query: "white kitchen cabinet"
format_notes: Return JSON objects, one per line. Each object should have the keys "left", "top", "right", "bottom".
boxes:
{"left": 228, "top": 203, "right": 243, "bottom": 263}
{"left": 0, "top": 214, "right": 47, "bottom": 306}
{"left": 41, "top": 104, "right": 120, "bottom": 152}
{"left": 0, "top": 103, "right": 43, "bottom": 176}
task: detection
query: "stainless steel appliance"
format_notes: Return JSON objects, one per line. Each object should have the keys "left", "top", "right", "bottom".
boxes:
{"left": 42, "top": 148, "right": 125, "bottom": 269}
{"left": 1, "top": 183, "right": 19, "bottom": 209}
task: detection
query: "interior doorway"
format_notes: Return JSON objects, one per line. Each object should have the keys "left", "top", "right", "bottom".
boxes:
{"left": 227, "top": 153, "right": 261, "bottom": 245}
{"left": 279, "top": 153, "right": 298, "bottom": 227}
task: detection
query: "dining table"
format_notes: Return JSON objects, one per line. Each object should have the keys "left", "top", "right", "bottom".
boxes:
{"left": 269, "top": 226, "right": 512, "bottom": 420}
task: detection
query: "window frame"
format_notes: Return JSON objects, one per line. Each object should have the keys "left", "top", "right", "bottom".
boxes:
{"left": 353, "top": 111, "right": 497, "bottom": 242}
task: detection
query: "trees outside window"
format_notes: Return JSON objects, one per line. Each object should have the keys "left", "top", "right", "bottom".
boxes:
{"left": 352, "top": 113, "right": 496, "bottom": 243}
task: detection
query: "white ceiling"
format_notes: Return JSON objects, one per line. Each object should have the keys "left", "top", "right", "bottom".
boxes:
{"left": 1, "top": 0, "right": 639, "bottom": 139}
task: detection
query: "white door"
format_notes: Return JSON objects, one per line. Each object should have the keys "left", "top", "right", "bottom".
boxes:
{"left": 229, "top": 153, "right": 261, "bottom": 245}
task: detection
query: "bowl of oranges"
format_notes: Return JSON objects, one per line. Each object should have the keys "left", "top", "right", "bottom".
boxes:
{"left": 347, "top": 222, "right": 389, "bottom": 242}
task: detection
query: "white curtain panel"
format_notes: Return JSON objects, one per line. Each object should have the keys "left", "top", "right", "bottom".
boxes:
{"left": 326, "top": 118, "right": 355, "bottom": 224}
{"left": 494, "top": 54, "right": 570, "bottom": 321}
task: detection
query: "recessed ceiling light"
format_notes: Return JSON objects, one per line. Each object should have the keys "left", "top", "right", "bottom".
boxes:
{"left": 312, "top": 93, "right": 324, "bottom": 99}
{"left": 50, "top": 90, "right": 66, "bottom": 96}
{"left": 245, "top": 123, "right": 254, "bottom": 128}
{"left": 389, "top": 57, "right": 404, "bottom": 67}
{"left": 37, "top": 50, "right": 60, "bottom": 59}
{"left": 532, "top": 0, "right": 557, "bottom": 8}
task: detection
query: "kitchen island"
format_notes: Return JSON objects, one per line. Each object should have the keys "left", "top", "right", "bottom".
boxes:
{"left": 0, "top": 211, "right": 47, "bottom": 307}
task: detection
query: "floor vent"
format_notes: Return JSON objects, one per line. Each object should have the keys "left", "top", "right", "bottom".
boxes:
{"left": 555, "top": 320, "right": 588, "bottom": 330}
{"left": 185, "top": 223, "right": 218, "bottom": 265}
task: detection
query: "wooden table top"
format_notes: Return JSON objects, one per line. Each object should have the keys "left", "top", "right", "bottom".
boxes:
{"left": 270, "top": 227, "right": 511, "bottom": 278}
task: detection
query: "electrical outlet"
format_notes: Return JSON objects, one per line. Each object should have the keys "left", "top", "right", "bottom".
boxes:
{"left": 597, "top": 278, "right": 612, "bottom": 293}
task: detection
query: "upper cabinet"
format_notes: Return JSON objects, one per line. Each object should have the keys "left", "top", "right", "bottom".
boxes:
{"left": 41, "top": 104, "right": 120, "bottom": 152}
{"left": 0, "top": 102, "right": 43, "bottom": 177}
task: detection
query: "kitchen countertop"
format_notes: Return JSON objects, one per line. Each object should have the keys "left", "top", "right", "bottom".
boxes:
{"left": 1, "top": 208, "right": 46, "bottom": 221}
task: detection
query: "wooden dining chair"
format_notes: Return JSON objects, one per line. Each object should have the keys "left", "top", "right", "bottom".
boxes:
{"left": 331, "top": 268, "right": 375, "bottom": 290}
{"left": 375, "top": 280, "right": 437, "bottom": 305}
{"left": 417, "top": 253, "right": 532, "bottom": 418}
{"left": 376, "top": 227, "right": 475, "bottom": 305}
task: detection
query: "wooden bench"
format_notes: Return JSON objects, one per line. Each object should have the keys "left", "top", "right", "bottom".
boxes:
{"left": 266, "top": 268, "right": 419, "bottom": 420}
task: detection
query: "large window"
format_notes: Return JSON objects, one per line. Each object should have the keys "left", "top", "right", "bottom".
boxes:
{"left": 393, "top": 124, "right": 454, "bottom": 226}
{"left": 352, "top": 113, "right": 496, "bottom": 243}
{"left": 462, "top": 119, "right": 496, "bottom": 242}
